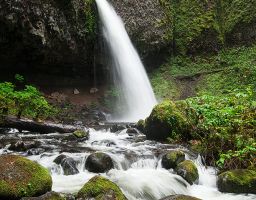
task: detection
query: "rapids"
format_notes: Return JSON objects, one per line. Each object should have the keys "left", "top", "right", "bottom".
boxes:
{"left": 0, "top": 128, "right": 255, "bottom": 200}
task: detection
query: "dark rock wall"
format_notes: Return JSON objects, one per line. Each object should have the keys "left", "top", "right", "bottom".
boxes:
{"left": 0, "top": 0, "right": 96, "bottom": 79}
{"left": 0, "top": 0, "right": 256, "bottom": 80}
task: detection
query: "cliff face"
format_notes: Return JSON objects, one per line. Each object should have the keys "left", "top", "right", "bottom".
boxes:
{"left": 0, "top": 0, "right": 256, "bottom": 78}
{"left": 0, "top": 0, "right": 95, "bottom": 77}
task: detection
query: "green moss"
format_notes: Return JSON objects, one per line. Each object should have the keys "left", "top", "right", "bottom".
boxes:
{"left": 217, "top": 169, "right": 256, "bottom": 193}
{"left": 162, "top": 150, "right": 185, "bottom": 169}
{"left": 145, "top": 100, "right": 198, "bottom": 141}
{"left": 0, "top": 155, "right": 52, "bottom": 199}
{"left": 150, "top": 45, "right": 256, "bottom": 100}
{"left": 73, "top": 129, "right": 89, "bottom": 138}
{"left": 159, "top": 0, "right": 256, "bottom": 53}
{"left": 77, "top": 176, "right": 127, "bottom": 200}
{"left": 175, "top": 160, "right": 199, "bottom": 184}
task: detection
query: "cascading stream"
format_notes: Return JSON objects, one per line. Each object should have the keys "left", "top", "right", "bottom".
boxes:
{"left": 96, "top": 0, "right": 157, "bottom": 122}
{"left": 2, "top": 129, "right": 256, "bottom": 200}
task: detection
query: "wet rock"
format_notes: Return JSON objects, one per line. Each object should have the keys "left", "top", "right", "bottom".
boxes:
{"left": 0, "top": 155, "right": 52, "bottom": 199}
{"left": 73, "top": 129, "right": 89, "bottom": 139}
{"left": 85, "top": 152, "right": 114, "bottom": 173}
{"left": 162, "top": 150, "right": 185, "bottom": 169}
{"left": 144, "top": 100, "right": 197, "bottom": 141}
{"left": 21, "top": 191, "right": 65, "bottom": 200}
{"left": 126, "top": 128, "right": 139, "bottom": 136}
{"left": 159, "top": 194, "right": 201, "bottom": 200}
{"left": 27, "top": 148, "right": 45, "bottom": 155}
{"left": 77, "top": 175, "right": 127, "bottom": 200}
{"left": 217, "top": 169, "right": 256, "bottom": 194}
{"left": 175, "top": 160, "right": 199, "bottom": 185}
{"left": 110, "top": 124, "right": 126, "bottom": 133}
{"left": 9, "top": 140, "right": 41, "bottom": 152}
{"left": 92, "top": 140, "right": 116, "bottom": 147}
{"left": 136, "top": 119, "right": 145, "bottom": 133}
{"left": 54, "top": 155, "right": 79, "bottom": 175}
{"left": 63, "top": 130, "right": 89, "bottom": 142}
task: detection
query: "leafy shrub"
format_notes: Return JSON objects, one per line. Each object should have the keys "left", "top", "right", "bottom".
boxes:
{"left": 0, "top": 81, "right": 55, "bottom": 121}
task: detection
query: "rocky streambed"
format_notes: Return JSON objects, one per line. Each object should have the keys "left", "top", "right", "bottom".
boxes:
{"left": 0, "top": 125, "right": 255, "bottom": 200}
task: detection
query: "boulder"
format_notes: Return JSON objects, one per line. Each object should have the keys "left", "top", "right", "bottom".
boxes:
{"left": 110, "top": 124, "right": 126, "bottom": 133}
{"left": 27, "top": 148, "right": 45, "bottom": 155}
{"left": 77, "top": 176, "right": 127, "bottom": 200}
{"left": 63, "top": 130, "right": 89, "bottom": 142}
{"left": 144, "top": 100, "right": 197, "bottom": 141}
{"left": 73, "top": 129, "right": 89, "bottom": 139}
{"left": 162, "top": 151, "right": 185, "bottom": 169}
{"left": 159, "top": 194, "right": 201, "bottom": 200}
{"left": 54, "top": 155, "right": 79, "bottom": 175}
{"left": 9, "top": 140, "right": 41, "bottom": 152}
{"left": 126, "top": 128, "right": 139, "bottom": 136}
{"left": 217, "top": 169, "right": 256, "bottom": 194}
{"left": 136, "top": 119, "right": 145, "bottom": 133}
{"left": 175, "top": 160, "right": 199, "bottom": 185}
{"left": 21, "top": 191, "right": 65, "bottom": 200}
{"left": 0, "top": 155, "right": 52, "bottom": 199}
{"left": 85, "top": 152, "right": 114, "bottom": 173}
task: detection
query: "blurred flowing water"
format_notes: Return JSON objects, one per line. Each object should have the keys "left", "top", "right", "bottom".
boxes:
{"left": 96, "top": 0, "right": 157, "bottom": 122}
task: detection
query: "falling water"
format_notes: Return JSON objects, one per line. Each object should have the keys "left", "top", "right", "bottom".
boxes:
{"left": 96, "top": 0, "right": 157, "bottom": 122}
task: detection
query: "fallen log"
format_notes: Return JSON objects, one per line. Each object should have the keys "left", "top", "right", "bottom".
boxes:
{"left": 0, "top": 116, "right": 77, "bottom": 134}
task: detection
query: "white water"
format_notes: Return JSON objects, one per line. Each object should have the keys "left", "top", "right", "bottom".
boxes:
{"left": 3, "top": 129, "right": 255, "bottom": 200}
{"left": 96, "top": 0, "right": 157, "bottom": 122}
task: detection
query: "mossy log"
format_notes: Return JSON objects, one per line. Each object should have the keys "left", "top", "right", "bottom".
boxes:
{"left": 0, "top": 116, "right": 76, "bottom": 134}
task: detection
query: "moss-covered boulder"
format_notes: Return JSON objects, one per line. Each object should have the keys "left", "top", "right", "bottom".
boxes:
{"left": 77, "top": 176, "right": 127, "bottom": 200}
{"left": 159, "top": 194, "right": 201, "bottom": 200}
{"left": 144, "top": 100, "right": 197, "bottom": 141}
{"left": 217, "top": 169, "right": 256, "bottom": 194}
{"left": 21, "top": 192, "right": 65, "bottom": 200}
{"left": 85, "top": 152, "right": 114, "bottom": 173}
{"left": 162, "top": 151, "right": 185, "bottom": 169}
{"left": 136, "top": 119, "right": 145, "bottom": 133}
{"left": 73, "top": 129, "right": 89, "bottom": 139}
{"left": 0, "top": 155, "right": 52, "bottom": 200}
{"left": 175, "top": 160, "right": 199, "bottom": 185}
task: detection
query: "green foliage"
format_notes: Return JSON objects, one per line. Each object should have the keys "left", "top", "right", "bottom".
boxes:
{"left": 159, "top": 0, "right": 256, "bottom": 53}
{"left": 0, "top": 82, "right": 55, "bottom": 120}
{"left": 84, "top": 0, "right": 96, "bottom": 39}
{"left": 185, "top": 87, "right": 256, "bottom": 170}
{"left": 150, "top": 45, "right": 256, "bottom": 100}
{"left": 14, "top": 74, "right": 24, "bottom": 83}
{"left": 0, "top": 82, "right": 15, "bottom": 115}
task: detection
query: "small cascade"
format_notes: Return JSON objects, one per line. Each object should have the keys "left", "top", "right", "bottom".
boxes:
{"left": 95, "top": 0, "right": 157, "bottom": 121}
{"left": 1, "top": 129, "right": 256, "bottom": 200}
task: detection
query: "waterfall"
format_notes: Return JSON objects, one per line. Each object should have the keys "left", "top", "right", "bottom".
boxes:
{"left": 95, "top": 0, "right": 157, "bottom": 122}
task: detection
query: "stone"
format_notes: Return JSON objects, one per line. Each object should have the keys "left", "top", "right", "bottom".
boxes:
{"left": 162, "top": 150, "right": 185, "bottom": 169}
{"left": 73, "top": 129, "right": 89, "bottom": 139}
{"left": 217, "top": 169, "right": 256, "bottom": 194}
{"left": 175, "top": 160, "right": 199, "bottom": 185}
{"left": 21, "top": 191, "right": 65, "bottom": 200}
{"left": 159, "top": 194, "right": 201, "bottom": 200}
{"left": 54, "top": 155, "right": 79, "bottom": 175}
{"left": 77, "top": 176, "right": 127, "bottom": 200}
{"left": 0, "top": 155, "right": 52, "bottom": 199}
{"left": 9, "top": 140, "right": 41, "bottom": 152}
{"left": 144, "top": 100, "right": 197, "bottom": 141}
{"left": 85, "top": 152, "right": 114, "bottom": 173}
{"left": 74, "top": 88, "right": 80, "bottom": 95}
{"left": 90, "top": 87, "right": 99, "bottom": 94}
